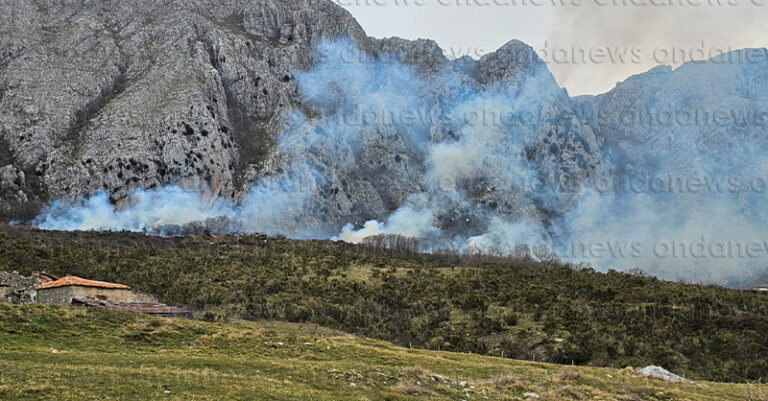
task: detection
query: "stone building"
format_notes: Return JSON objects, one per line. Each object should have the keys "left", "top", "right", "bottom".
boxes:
{"left": 36, "top": 275, "right": 157, "bottom": 306}
{"left": 0, "top": 271, "right": 54, "bottom": 303}
{"left": 2, "top": 271, "right": 189, "bottom": 317}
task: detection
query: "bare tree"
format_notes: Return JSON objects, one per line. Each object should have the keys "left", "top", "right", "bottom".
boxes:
{"left": 361, "top": 234, "right": 419, "bottom": 255}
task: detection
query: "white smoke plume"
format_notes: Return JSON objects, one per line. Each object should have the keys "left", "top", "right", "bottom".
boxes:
{"left": 31, "top": 39, "right": 768, "bottom": 286}
{"left": 335, "top": 204, "right": 440, "bottom": 243}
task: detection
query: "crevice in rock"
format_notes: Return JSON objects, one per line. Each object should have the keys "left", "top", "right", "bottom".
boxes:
{"left": 202, "top": 33, "right": 275, "bottom": 194}
{"left": 0, "top": 136, "right": 46, "bottom": 221}
{"left": 0, "top": 136, "right": 12, "bottom": 167}
{"left": 61, "top": 62, "right": 129, "bottom": 159}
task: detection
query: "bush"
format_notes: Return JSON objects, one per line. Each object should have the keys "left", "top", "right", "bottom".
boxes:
{"left": 502, "top": 311, "right": 519, "bottom": 326}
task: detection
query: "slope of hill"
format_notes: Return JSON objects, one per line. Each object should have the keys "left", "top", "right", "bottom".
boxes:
{"left": 1, "top": 303, "right": 765, "bottom": 401}
{"left": 1, "top": 226, "right": 768, "bottom": 383}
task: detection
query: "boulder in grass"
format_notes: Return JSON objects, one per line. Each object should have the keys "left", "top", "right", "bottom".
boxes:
{"left": 637, "top": 366, "right": 695, "bottom": 385}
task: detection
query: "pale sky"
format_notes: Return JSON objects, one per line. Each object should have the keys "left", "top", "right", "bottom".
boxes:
{"left": 337, "top": 1, "right": 768, "bottom": 95}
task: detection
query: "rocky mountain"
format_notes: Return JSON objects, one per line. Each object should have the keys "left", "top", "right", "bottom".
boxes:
{"left": 3, "top": 0, "right": 768, "bottom": 285}
{"left": 575, "top": 51, "right": 768, "bottom": 218}
{"left": 569, "top": 50, "right": 768, "bottom": 284}
{"left": 0, "top": 0, "right": 599, "bottom": 231}
{"left": 0, "top": 0, "right": 369, "bottom": 216}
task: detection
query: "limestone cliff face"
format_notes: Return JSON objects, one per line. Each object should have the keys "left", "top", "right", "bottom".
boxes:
{"left": 0, "top": 0, "right": 601, "bottom": 229}
{"left": 0, "top": 0, "right": 369, "bottom": 213}
{"left": 574, "top": 51, "right": 768, "bottom": 219}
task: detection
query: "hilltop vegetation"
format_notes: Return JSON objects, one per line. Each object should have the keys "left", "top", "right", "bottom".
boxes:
{"left": 1, "top": 226, "right": 768, "bottom": 383}
{"left": 1, "top": 303, "right": 766, "bottom": 401}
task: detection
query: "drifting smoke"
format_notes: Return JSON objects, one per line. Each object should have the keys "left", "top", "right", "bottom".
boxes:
{"left": 545, "top": 5, "right": 768, "bottom": 94}
{"left": 33, "top": 39, "right": 768, "bottom": 286}
{"left": 336, "top": 204, "right": 440, "bottom": 244}
{"left": 35, "top": 163, "right": 322, "bottom": 238}
{"left": 34, "top": 187, "right": 237, "bottom": 233}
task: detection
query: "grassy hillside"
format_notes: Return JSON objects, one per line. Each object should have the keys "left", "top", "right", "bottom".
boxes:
{"left": 1, "top": 303, "right": 766, "bottom": 401}
{"left": 1, "top": 226, "right": 768, "bottom": 383}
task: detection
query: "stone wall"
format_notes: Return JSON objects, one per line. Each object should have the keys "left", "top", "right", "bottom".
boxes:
{"left": 0, "top": 271, "right": 39, "bottom": 303}
{"left": 37, "top": 286, "right": 157, "bottom": 306}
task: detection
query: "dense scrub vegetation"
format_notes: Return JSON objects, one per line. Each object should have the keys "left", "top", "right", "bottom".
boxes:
{"left": 1, "top": 225, "right": 767, "bottom": 383}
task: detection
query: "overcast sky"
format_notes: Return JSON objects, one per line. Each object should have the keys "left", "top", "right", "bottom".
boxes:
{"left": 337, "top": 1, "right": 768, "bottom": 95}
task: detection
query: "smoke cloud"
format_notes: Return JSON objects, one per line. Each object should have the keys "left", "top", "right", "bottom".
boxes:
{"left": 546, "top": 5, "right": 768, "bottom": 94}
{"left": 338, "top": 2, "right": 768, "bottom": 95}
{"left": 32, "top": 39, "right": 768, "bottom": 286}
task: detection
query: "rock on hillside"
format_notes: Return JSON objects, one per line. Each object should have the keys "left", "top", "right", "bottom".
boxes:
{"left": 637, "top": 366, "right": 695, "bottom": 385}
{"left": 574, "top": 51, "right": 768, "bottom": 207}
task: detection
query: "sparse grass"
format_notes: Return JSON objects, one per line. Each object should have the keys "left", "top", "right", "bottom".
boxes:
{"left": 0, "top": 304, "right": 765, "bottom": 400}
{"left": 490, "top": 372, "right": 524, "bottom": 391}
{"left": 391, "top": 383, "right": 436, "bottom": 397}
{"left": 556, "top": 367, "right": 582, "bottom": 382}
{"left": 746, "top": 383, "right": 768, "bottom": 401}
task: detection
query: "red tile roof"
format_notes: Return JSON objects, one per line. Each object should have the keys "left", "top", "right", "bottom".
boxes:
{"left": 37, "top": 275, "right": 131, "bottom": 290}
{"left": 38, "top": 272, "right": 58, "bottom": 283}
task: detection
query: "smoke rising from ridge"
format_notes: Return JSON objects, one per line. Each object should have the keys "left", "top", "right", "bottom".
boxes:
{"left": 32, "top": 39, "right": 768, "bottom": 286}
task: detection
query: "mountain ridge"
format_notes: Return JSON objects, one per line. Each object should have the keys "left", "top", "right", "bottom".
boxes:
{"left": 3, "top": 0, "right": 768, "bottom": 285}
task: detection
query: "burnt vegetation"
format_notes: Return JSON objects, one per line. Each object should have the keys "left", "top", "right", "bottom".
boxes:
{"left": 0, "top": 225, "right": 767, "bottom": 383}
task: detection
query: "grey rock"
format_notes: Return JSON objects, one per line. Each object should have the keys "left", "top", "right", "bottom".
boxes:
{"left": 474, "top": 40, "right": 545, "bottom": 90}
{"left": 0, "top": 164, "right": 28, "bottom": 211}
{"left": 636, "top": 366, "right": 694, "bottom": 384}
{"left": 575, "top": 49, "right": 768, "bottom": 217}
{"left": 0, "top": 0, "right": 369, "bottom": 210}
{"left": 0, "top": 0, "right": 601, "bottom": 237}
{"left": 0, "top": 270, "right": 40, "bottom": 303}
{"left": 371, "top": 37, "right": 448, "bottom": 74}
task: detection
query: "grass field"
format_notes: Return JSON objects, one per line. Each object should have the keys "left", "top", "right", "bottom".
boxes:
{"left": 0, "top": 304, "right": 765, "bottom": 401}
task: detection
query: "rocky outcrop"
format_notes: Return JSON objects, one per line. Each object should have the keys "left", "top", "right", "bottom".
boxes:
{"left": 0, "top": 0, "right": 370, "bottom": 215}
{"left": 0, "top": 271, "right": 40, "bottom": 303}
{"left": 636, "top": 366, "right": 695, "bottom": 385}
{"left": 574, "top": 50, "right": 768, "bottom": 216}
{"left": 0, "top": 0, "right": 601, "bottom": 236}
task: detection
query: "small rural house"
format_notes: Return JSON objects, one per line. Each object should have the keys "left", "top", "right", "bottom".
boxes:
{"left": 753, "top": 285, "right": 768, "bottom": 292}
{"left": 2, "top": 271, "right": 189, "bottom": 317}
{"left": 37, "top": 275, "right": 157, "bottom": 305}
